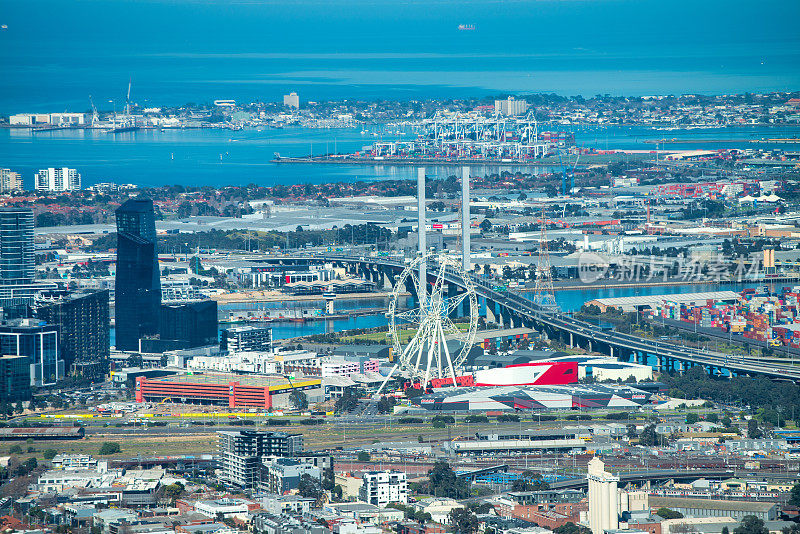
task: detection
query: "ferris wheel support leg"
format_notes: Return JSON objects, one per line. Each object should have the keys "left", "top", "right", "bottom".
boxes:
{"left": 375, "top": 363, "right": 399, "bottom": 398}
{"left": 423, "top": 335, "right": 436, "bottom": 390}
{"left": 441, "top": 321, "right": 458, "bottom": 387}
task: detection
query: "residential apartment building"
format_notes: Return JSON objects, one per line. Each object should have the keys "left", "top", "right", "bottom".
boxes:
{"left": 35, "top": 167, "right": 81, "bottom": 191}
{"left": 217, "top": 430, "right": 303, "bottom": 490}
{"left": 0, "top": 169, "right": 23, "bottom": 193}
{"left": 220, "top": 325, "right": 273, "bottom": 353}
{"left": 34, "top": 289, "right": 110, "bottom": 380}
{"left": 260, "top": 457, "right": 320, "bottom": 494}
{"left": 359, "top": 471, "right": 408, "bottom": 506}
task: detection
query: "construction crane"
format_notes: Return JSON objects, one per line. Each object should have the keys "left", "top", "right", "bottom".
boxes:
{"left": 125, "top": 78, "right": 132, "bottom": 117}
{"left": 570, "top": 151, "right": 580, "bottom": 194}
{"left": 88, "top": 95, "right": 99, "bottom": 126}
{"left": 559, "top": 148, "right": 580, "bottom": 196}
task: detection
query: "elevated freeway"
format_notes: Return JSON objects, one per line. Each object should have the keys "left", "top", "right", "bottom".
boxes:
{"left": 549, "top": 469, "right": 735, "bottom": 489}
{"left": 248, "top": 253, "right": 800, "bottom": 382}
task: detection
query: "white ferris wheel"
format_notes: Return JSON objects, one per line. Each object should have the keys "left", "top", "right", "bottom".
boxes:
{"left": 379, "top": 253, "right": 478, "bottom": 393}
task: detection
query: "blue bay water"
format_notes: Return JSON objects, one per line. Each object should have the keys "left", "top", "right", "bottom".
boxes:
{"left": 3, "top": 124, "right": 800, "bottom": 189}
{"left": 1, "top": 0, "right": 799, "bottom": 114}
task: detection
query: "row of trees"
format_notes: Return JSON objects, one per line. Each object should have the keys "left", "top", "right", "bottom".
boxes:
{"left": 663, "top": 367, "right": 800, "bottom": 427}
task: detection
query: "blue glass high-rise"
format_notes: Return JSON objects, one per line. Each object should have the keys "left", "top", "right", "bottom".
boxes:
{"left": 115, "top": 198, "right": 161, "bottom": 351}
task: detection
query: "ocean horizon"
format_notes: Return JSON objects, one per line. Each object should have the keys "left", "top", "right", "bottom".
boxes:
{"left": 1, "top": 0, "right": 799, "bottom": 114}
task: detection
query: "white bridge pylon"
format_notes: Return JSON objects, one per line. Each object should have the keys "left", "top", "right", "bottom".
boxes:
{"left": 377, "top": 253, "right": 478, "bottom": 396}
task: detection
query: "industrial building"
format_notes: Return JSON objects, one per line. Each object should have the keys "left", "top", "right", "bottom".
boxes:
{"left": 409, "top": 383, "right": 652, "bottom": 412}
{"left": 134, "top": 372, "right": 323, "bottom": 409}
{"left": 648, "top": 496, "right": 778, "bottom": 522}
{"left": 545, "top": 356, "right": 654, "bottom": 382}
{"left": 10, "top": 113, "right": 85, "bottom": 126}
{"left": 447, "top": 429, "right": 590, "bottom": 454}
{"left": 588, "top": 457, "right": 619, "bottom": 534}
{"left": 585, "top": 291, "right": 739, "bottom": 313}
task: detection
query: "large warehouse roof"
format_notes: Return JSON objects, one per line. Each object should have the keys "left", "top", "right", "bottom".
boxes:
{"left": 586, "top": 291, "right": 739, "bottom": 312}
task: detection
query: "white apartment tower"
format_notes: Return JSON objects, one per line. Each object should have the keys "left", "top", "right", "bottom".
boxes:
{"left": 0, "top": 169, "right": 23, "bottom": 193}
{"left": 494, "top": 96, "right": 528, "bottom": 116}
{"left": 587, "top": 457, "right": 619, "bottom": 534}
{"left": 359, "top": 471, "right": 408, "bottom": 506}
{"left": 35, "top": 167, "right": 81, "bottom": 192}
{"left": 283, "top": 92, "right": 300, "bottom": 109}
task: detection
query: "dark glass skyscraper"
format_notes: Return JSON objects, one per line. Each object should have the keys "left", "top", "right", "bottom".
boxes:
{"left": 115, "top": 199, "right": 161, "bottom": 351}
{"left": 35, "top": 289, "right": 110, "bottom": 381}
{"left": 0, "top": 208, "right": 34, "bottom": 286}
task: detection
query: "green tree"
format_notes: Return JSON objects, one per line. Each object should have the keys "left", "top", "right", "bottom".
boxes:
{"left": 427, "top": 461, "right": 469, "bottom": 499}
{"left": 511, "top": 473, "right": 550, "bottom": 492}
{"left": 789, "top": 482, "right": 800, "bottom": 507}
{"left": 43, "top": 449, "right": 57, "bottom": 460}
{"left": 449, "top": 508, "right": 479, "bottom": 534}
{"left": 554, "top": 523, "right": 592, "bottom": 534}
{"left": 734, "top": 515, "right": 768, "bottom": 534}
{"left": 706, "top": 413, "right": 719, "bottom": 424}
{"left": 9, "top": 444, "right": 22, "bottom": 454}
{"left": 290, "top": 389, "right": 308, "bottom": 410}
{"left": 357, "top": 451, "right": 371, "bottom": 462}
{"left": 639, "top": 424, "right": 659, "bottom": 446}
{"left": 656, "top": 508, "right": 684, "bottom": 519}
{"left": 479, "top": 219, "right": 492, "bottom": 233}
{"left": 377, "top": 396, "right": 396, "bottom": 414}
{"left": 722, "top": 527, "right": 730, "bottom": 534}
{"left": 297, "top": 474, "right": 325, "bottom": 505}
{"left": 162, "top": 482, "right": 185, "bottom": 503}
{"left": 686, "top": 413, "right": 699, "bottom": 424}
{"left": 98, "top": 442, "right": 121, "bottom": 455}
{"left": 722, "top": 416, "right": 733, "bottom": 428}
{"left": 747, "top": 419, "right": 762, "bottom": 439}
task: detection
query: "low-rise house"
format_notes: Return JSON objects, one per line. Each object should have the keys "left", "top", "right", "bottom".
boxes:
{"left": 261, "top": 495, "right": 315, "bottom": 516}
{"left": 193, "top": 498, "right": 259, "bottom": 518}
{"left": 410, "top": 498, "right": 464, "bottom": 524}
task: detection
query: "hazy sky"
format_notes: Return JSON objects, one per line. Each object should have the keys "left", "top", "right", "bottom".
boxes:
{"left": 1, "top": 0, "right": 798, "bottom": 109}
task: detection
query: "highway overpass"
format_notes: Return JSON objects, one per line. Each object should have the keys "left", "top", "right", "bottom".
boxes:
{"left": 244, "top": 253, "right": 800, "bottom": 383}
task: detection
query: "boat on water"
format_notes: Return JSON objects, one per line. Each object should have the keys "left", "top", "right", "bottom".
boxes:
{"left": 458, "top": 24, "right": 476, "bottom": 31}
{"left": 107, "top": 125, "right": 140, "bottom": 133}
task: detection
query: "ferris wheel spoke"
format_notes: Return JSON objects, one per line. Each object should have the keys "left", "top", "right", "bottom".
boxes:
{"left": 395, "top": 308, "right": 422, "bottom": 325}
{"left": 446, "top": 291, "right": 469, "bottom": 314}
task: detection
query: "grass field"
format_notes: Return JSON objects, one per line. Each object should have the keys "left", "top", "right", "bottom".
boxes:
{"left": 341, "top": 323, "right": 471, "bottom": 344}
{"left": 0, "top": 409, "right": 654, "bottom": 461}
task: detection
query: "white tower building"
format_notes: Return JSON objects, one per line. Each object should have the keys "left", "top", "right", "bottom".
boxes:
{"left": 359, "top": 471, "right": 408, "bottom": 506}
{"left": 587, "top": 457, "right": 619, "bottom": 534}
{"left": 35, "top": 167, "right": 81, "bottom": 192}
